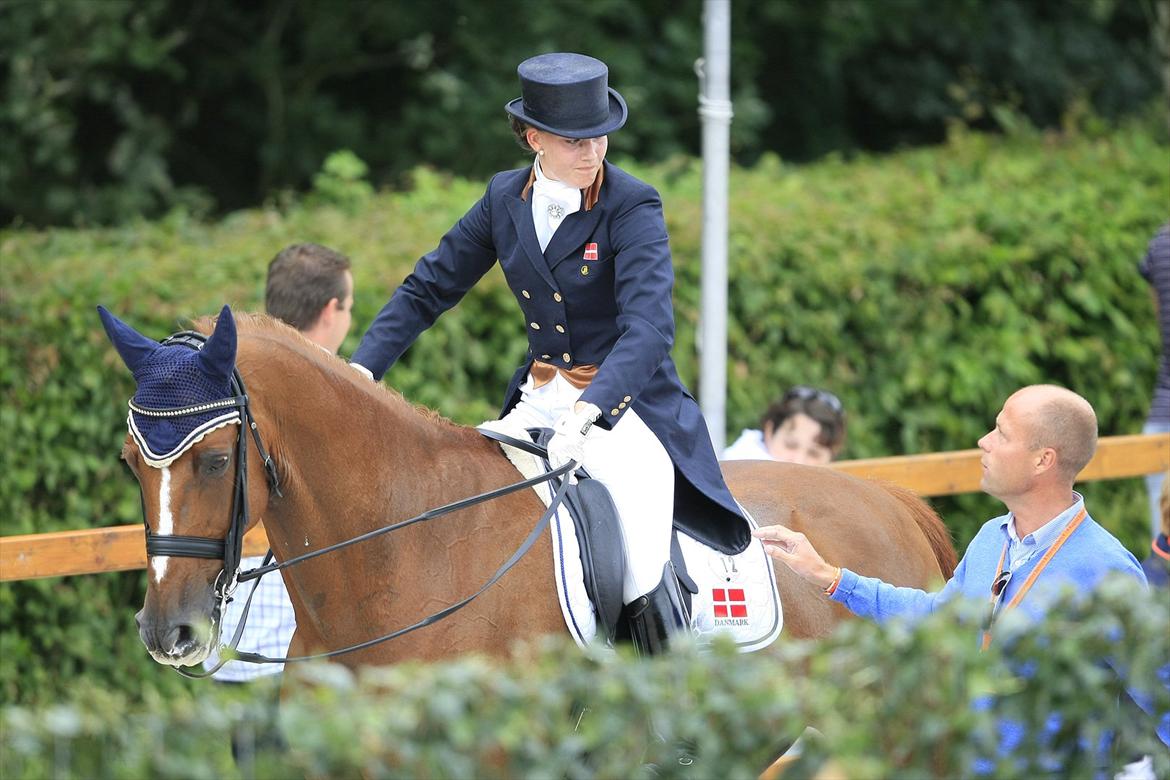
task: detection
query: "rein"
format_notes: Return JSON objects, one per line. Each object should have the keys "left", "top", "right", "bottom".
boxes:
{"left": 188, "top": 445, "right": 575, "bottom": 676}
{"left": 135, "top": 332, "right": 575, "bottom": 675}
{"left": 207, "top": 463, "right": 575, "bottom": 671}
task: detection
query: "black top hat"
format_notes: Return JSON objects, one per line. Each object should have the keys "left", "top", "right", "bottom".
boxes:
{"left": 505, "top": 52, "right": 627, "bottom": 139}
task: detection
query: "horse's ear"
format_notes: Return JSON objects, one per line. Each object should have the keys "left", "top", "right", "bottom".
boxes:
{"left": 97, "top": 305, "right": 160, "bottom": 373}
{"left": 198, "top": 304, "right": 237, "bottom": 383}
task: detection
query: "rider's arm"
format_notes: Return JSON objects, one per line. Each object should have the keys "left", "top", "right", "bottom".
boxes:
{"left": 351, "top": 176, "right": 500, "bottom": 381}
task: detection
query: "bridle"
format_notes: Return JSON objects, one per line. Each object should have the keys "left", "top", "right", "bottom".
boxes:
{"left": 134, "top": 331, "right": 281, "bottom": 613}
{"left": 132, "top": 331, "right": 574, "bottom": 677}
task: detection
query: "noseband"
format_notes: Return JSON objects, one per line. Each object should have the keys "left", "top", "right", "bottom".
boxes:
{"left": 135, "top": 331, "right": 281, "bottom": 604}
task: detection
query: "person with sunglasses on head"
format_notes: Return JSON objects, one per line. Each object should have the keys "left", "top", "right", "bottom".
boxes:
{"left": 754, "top": 385, "right": 1157, "bottom": 772}
{"left": 722, "top": 386, "right": 846, "bottom": 465}
{"left": 349, "top": 53, "right": 751, "bottom": 654}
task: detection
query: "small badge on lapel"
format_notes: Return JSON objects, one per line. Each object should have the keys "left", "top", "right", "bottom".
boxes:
{"left": 580, "top": 265, "right": 590, "bottom": 276}
{"left": 583, "top": 242, "right": 598, "bottom": 261}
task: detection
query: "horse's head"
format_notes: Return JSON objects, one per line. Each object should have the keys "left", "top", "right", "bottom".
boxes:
{"left": 99, "top": 305, "right": 276, "bottom": 667}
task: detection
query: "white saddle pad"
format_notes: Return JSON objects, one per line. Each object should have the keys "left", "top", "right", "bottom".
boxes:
{"left": 478, "top": 420, "right": 783, "bottom": 653}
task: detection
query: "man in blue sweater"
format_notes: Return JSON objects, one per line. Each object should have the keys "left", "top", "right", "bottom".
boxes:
{"left": 754, "top": 384, "right": 1154, "bottom": 773}
{"left": 754, "top": 384, "right": 1144, "bottom": 620}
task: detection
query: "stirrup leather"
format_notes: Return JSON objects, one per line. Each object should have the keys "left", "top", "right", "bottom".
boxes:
{"left": 626, "top": 562, "right": 691, "bottom": 655}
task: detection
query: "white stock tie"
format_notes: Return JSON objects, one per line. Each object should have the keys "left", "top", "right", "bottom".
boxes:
{"left": 531, "top": 162, "right": 581, "bottom": 252}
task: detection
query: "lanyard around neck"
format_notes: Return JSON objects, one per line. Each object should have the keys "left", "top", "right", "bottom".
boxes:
{"left": 980, "top": 506, "right": 1087, "bottom": 650}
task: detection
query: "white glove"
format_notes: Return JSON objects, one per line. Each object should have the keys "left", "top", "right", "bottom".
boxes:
{"left": 349, "top": 362, "right": 374, "bottom": 381}
{"left": 547, "top": 403, "right": 602, "bottom": 471}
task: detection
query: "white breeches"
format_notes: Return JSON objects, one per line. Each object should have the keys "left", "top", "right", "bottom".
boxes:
{"left": 502, "top": 371, "right": 675, "bottom": 602}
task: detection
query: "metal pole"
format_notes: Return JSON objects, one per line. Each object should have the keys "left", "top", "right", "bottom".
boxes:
{"left": 696, "top": 0, "right": 733, "bottom": 453}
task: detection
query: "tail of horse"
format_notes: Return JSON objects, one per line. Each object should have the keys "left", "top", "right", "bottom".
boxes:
{"left": 883, "top": 482, "right": 958, "bottom": 579}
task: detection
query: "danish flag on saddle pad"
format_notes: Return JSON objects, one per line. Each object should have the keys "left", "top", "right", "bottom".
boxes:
{"left": 712, "top": 588, "right": 747, "bottom": 618}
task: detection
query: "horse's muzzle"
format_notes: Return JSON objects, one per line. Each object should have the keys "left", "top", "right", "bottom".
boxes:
{"left": 136, "top": 606, "right": 218, "bottom": 667}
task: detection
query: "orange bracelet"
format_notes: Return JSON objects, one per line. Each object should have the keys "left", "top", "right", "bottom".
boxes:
{"left": 823, "top": 566, "right": 843, "bottom": 597}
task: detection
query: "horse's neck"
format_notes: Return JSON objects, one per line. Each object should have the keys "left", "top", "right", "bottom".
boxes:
{"left": 240, "top": 338, "right": 552, "bottom": 658}
{"left": 242, "top": 339, "right": 515, "bottom": 557}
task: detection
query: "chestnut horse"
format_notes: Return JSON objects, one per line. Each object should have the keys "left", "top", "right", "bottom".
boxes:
{"left": 112, "top": 310, "right": 956, "bottom": 671}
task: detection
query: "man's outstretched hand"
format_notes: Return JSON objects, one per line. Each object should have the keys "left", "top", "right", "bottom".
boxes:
{"left": 753, "top": 511, "right": 839, "bottom": 590}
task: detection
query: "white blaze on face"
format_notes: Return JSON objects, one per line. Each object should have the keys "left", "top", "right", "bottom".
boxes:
{"left": 152, "top": 466, "right": 174, "bottom": 583}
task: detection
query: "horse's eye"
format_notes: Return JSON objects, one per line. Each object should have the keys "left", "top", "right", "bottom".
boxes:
{"left": 199, "top": 452, "right": 231, "bottom": 477}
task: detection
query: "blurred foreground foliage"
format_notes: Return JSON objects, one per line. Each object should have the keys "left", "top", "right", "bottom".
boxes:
{"left": 0, "top": 115, "right": 1166, "bottom": 705}
{"left": 2, "top": 580, "right": 1167, "bottom": 779}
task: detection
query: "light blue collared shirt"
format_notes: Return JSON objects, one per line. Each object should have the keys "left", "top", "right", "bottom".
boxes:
{"left": 1000, "top": 491, "right": 1085, "bottom": 572}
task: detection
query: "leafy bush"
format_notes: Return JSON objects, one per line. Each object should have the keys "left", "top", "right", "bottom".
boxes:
{"left": 0, "top": 0, "right": 209, "bottom": 226}
{"left": 306, "top": 150, "right": 375, "bottom": 214}
{"left": 3, "top": 580, "right": 1166, "bottom": 779}
{"left": 0, "top": 118, "right": 1165, "bottom": 705}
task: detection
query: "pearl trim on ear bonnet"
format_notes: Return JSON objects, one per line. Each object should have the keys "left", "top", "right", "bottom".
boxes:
{"left": 98, "top": 305, "right": 243, "bottom": 468}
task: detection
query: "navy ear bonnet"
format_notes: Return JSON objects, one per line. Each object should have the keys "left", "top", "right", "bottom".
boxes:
{"left": 98, "top": 305, "right": 241, "bottom": 467}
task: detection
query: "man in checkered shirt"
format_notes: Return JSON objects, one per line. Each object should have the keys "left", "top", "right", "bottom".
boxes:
{"left": 203, "top": 243, "right": 354, "bottom": 762}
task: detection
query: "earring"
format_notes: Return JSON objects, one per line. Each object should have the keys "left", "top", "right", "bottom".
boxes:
{"left": 538, "top": 149, "right": 545, "bottom": 156}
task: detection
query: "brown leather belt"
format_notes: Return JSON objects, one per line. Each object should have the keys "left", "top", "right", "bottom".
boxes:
{"left": 529, "top": 360, "right": 598, "bottom": 389}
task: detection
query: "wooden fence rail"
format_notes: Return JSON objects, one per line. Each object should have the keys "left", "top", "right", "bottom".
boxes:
{"left": 1, "top": 433, "right": 1165, "bottom": 583}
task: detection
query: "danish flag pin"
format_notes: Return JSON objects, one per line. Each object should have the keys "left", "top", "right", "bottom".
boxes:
{"left": 583, "top": 242, "right": 598, "bottom": 261}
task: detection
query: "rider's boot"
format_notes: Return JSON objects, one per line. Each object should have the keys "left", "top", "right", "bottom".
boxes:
{"left": 626, "top": 562, "right": 690, "bottom": 655}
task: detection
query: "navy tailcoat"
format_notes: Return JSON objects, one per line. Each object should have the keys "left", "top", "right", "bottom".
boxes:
{"left": 352, "top": 162, "right": 750, "bottom": 554}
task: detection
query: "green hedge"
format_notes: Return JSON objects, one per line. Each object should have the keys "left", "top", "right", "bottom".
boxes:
{"left": 1, "top": 115, "right": 1166, "bottom": 704}
{"left": 3, "top": 581, "right": 1167, "bottom": 779}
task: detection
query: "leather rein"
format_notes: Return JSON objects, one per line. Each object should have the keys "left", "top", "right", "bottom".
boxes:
{"left": 138, "top": 331, "right": 574, "bottom": 677}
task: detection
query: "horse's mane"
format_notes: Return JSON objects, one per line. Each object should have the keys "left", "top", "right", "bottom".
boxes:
{"left": 881, "top": 481, "right": 958, "bottom": 579}
{"left": 191, "top": 311, "right": 466, "bottom": 433}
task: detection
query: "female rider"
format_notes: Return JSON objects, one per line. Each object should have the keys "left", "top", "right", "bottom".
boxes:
{"left": 350, "top": 52, "right": 750, "bottom": 653}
